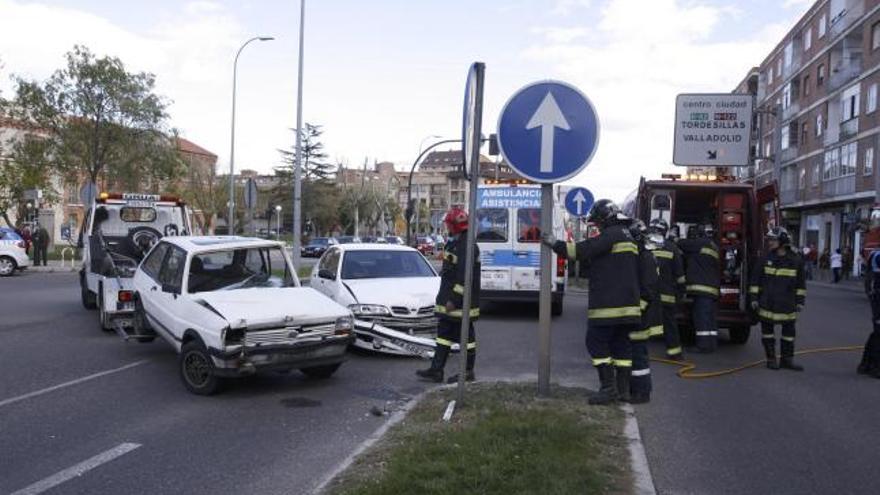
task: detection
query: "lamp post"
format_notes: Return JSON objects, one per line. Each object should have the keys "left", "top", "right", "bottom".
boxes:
{"left": 275, "top": 205, "right": 282, "bottom": 240}
{"left": 227, "top": 35, "right": 274, "bottom": 235}
{"left": 405, "top": 138, "right": 462, "bottom": 245}
{"left": 292, "top": 0, "right": 307, "bottom": 268}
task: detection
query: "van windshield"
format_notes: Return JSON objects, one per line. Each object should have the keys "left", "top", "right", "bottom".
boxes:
{"left": 477, "top": 209, "right": 508, "bottom": 242}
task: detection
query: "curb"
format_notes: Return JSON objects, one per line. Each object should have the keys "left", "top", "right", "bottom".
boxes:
{"left": 620, "top": 403, "right": 657, "bottom": 495}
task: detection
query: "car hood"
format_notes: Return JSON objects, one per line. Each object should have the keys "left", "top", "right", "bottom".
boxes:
{"left": 343, "top": 277, "right": 439, "bottom": 309}
{"left": 194, "top": 287, "right": 349, "bottom": 329}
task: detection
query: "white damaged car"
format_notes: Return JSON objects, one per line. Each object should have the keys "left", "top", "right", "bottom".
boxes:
{"left": 310, "top": 244, "right": 442, "bottom": 357}
{"left": 131, "top": 236, "right": 354, "bottom": 395}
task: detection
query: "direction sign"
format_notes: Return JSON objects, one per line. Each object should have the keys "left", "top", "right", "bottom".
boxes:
{"left": 564, "top": 187, "right": 594, "bottom": 218}
{"left": 673, "top": 93, "right": 753, "bottom": 167}
{"left": 497, "top": 80, "right": 600, "bottom": 184}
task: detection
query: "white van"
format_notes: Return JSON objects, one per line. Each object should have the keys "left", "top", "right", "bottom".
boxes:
{"left": 475, "top": 183, "right": 568, "bottom": 315}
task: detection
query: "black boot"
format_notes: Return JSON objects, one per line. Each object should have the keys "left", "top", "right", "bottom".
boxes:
{"left": 446, "top": 350, "right": 476, "bottom": 383}
{"left": 589, "top": 364, "right": 617, "bottom": 405}
{"left": 615, "top": 367, "right": 631, "bottom": 403}
{"left": 780, "top": 339, "right": 804, "bottom": 371}
{"left": 763, "top": 338, "right": 779, "bottom": 370}
{"left": 417, "top": 345, "right": 449, "bottom": 382}
{"left": 857, "top": 353, "right": 871, "bottom": 375}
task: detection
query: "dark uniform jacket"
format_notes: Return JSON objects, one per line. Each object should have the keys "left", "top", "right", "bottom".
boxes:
{"left": 678, "top": 238, "right": 720, "bottom": 299}
{"left": 749, "top": 248, "right": 806, "bottom": 323}
{"left": 653, "top": 239, "right": 686, "bottom": 305}
{"left": 553, "top": 223, "right": 641, "bottom": 326}
{"left": 435, "top": 233, "right": 481, "bottom": 321}
{"left": 637, "top": 244, "right": 663, "bottom": 339}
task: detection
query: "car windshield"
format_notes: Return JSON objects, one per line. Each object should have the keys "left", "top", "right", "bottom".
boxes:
{"left": 341, "top": 250, "right": 435, "bottom": 280}
{"left": 187, "top": 246, "right": 295, "bottom": 293}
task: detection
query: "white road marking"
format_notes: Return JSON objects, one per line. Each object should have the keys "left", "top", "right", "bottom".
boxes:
{"left": 10, "top": 443, "right": 141, "bottom": 495}
{"left": 0, "top": 360, "right": 149, "bottom": 409}
{"left": 621, "top": 403, "right": 657, "bottom": 495}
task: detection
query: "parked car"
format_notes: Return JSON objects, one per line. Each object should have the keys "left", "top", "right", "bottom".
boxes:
{"left": 415, "top": 236, "right": 435, "bottom": 255}
{"left": 384, "top": 236, "right": 405, "bottom": 245}
{"left": 0, "top": 228, "right": 30, "bottom": 277}
{"left": 302, "top": 237, "right": 338, "bottom": 257}
{"left": 131, "top": 236, "right": 354, "bottom": 395}
{"left": 361, "top": 236, "right": 388, "bottom": 244}
{"left": 311, "top": 244, "right": 440, "bottom": 356}
{"left": 336, "top": 236, "right": 362, "bottom": 244}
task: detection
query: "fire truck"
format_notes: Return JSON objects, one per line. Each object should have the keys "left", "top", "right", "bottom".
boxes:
{"left": 861, "top": 205, "right": 880, "bottom": 294}
{"left": 625, "top": 173, "right": 778, "bottom": 345}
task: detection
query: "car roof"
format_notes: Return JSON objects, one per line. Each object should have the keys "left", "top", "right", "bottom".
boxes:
{"left": 161, "top": 236, "right": 284, "bottom": 254}
{"left": 332, "top": 243, "right": 419, "bottom": 253}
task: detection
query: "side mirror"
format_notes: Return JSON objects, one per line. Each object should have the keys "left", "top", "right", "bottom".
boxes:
{"left": 318, "top": 269, "right": 336, "bottom": 280}
{"left": 162, "top": 283, "right": 180, "bottom": 294}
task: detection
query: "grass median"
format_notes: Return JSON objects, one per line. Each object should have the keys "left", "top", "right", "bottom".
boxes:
{"left": 326, "top": 382, "right": 631, "bottom": 495}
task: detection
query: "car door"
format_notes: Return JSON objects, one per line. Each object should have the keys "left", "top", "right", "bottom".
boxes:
{"left": 151, "top": 246, "right": 188, "bottom": 341}
{"left": 135, "top": 242, "right": 170, "bottom": 321}
{"left": 312, "top": 247, "right": 341, "bottom": 299}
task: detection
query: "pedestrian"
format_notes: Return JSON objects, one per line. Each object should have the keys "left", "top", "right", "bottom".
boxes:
{"left": 678, "top": 223, "right": 721, "bottom": 353}
{"left": 749, "top": 227, "right": 806, "bottom": 371}
{"left": 543, "top": 199, "right": 640, "bottom": 405}
{"left": 648, "top": 218, "right": 686, "bottom": 361}
{"left": 32, "top": 224, "right": 50, "bottom": 267}
{"left": 859, "top": 248, "right": 880, "bottom": 378}
{"left": 417, "top": 206, "right": 480, "bottom": 384}
{"left": 831, "top": 248, "right": 843, "bottom": 283}
{"left": 20, "top": 225, "right": 32, "bottom": 255}
{"left": 843, "top": 247, "right": 853, "bottom": 281}
{"left": 802, "top": 245, "right": 813, "bottom": 280}
{"left": 628, "top": 220, "right": 659, "bottom": 404}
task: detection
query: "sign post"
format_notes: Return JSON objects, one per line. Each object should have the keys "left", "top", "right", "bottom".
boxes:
{"left": 497, "top": 80, "right": 600, "bottom": 397}
{"left": 244, "top": 178, "right": 258, "bottom": 236}
{"left": 457, "top": 62, "right": 485, "bottom": 405}
{"left": 672, "top": 93, "right": 753, "bottom": 167}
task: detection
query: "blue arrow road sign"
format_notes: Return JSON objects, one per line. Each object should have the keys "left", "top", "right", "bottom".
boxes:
{"left": 564, "top": 187, "right": 594, "bottom": 218}
{"left": 497, "top": 80, "right": 600, "bottom": 183}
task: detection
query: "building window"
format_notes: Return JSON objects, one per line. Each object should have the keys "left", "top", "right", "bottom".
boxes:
{"left": 799, "top": 166, "right": 806, "bottom": 189}
{"left": 801, "top": 121, "right": 809, "bottom": 145}
{"left": 842, "top": 84, "right": 861, "bottom": 121}
{"left": 803, "top": 75, "right": 810, "bottom": 97}
{"left": 812, "top": 161, "right": 820, "bottom": 186}
{"left": 818, "top": 14, "right": 826, "bottom": 38}
{"left": 777, "top": 59, "right": 783, "bottom": 76}
{"left": 873, "top": 22, "right": 880, "bottom": 50}
{"left": 781, "top": 125, "right": 790, "bottom": 150}
{"left": 768, "top": 66, "right": 774, "bottom": 84}
{"left": 816, "top": 113, "right": 823, "bottom": 136}
{"left": 868, "top": 83, "right": 878, "bottom": 113}
{"left": 817, "top": 64, "right": 825, "bottom": 86}
{"left": 803, "top": 27, "right": 812, "bottom": 51}
{"left": 842, "top": 142, "right": 858, "bottom": 176}
{"left": 823, "top": 147, "right": 840, "bottom": 180}
{"left": 765, "top": 140, "right": 772, "bottom": 158}
{"left": 866, "top": 147, "right": 875, "bottom": 176}
{"left": 782, "top": 84, "right": 792, "bottom": 110}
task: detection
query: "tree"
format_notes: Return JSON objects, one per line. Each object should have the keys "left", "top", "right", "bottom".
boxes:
{"left": 277, "top": 123, "right": 335, "bottom": 181}
{"left": 8, "top": 45, "right": 182, "bottom": 189}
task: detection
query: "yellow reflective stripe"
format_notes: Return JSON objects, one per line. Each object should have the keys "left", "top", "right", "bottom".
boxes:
{"left": 436, "top": 337, "right": 453, "bottom": 347}
{"left": 566, "top": 242, "right": 577, "bottom": 260}
{"left": 687, "top": 284, "right": 720, "bottom": 296}
{"left": 466, "top": 341, "right": 477, "bottom": 350}
{"left": 796, "top": 289, "right": 807, "bottom": 296}
{"left": 612, "top": 359, "right": 633, "bottom": 368}
{"left": 700, "top": 247, "right": 719, "bottom": 259}
{"left": 588, "top": 306, "right": 642, "bottom": 319}
{"left": 453, "top": 284, "right": 465, "bottom": 295}
{"left": 646, "top": 325, "right": 664, "bottom": 337}
{"left": 653, "top": 250, "right": 674, "bottom": 260}
{"left": 629, "top": 329, "right": 651, "bottom": 341}
{"left": 435, "top": 304, "right": 447, "bottom": 314}
{"left": 592, "top": 357, "right": 612, "bottom": 366}
{"left": 660, "top": 294, "right": 677, "bottom": 304}
{"left": 676, "top": 276, "right": 686, "bottom": 284}
{"left": 758, "top": 308, "right": 797, "bottom": 321}
{"left": 764, "top": 267, "right": 797, "bottom": 277}
{"left": 446, "top": 308, "right": 480, "bottom": 318}
{"left": 781, "top": 336, "right": 795, "bottom": 342}
{"left": 611, "top": 242, "right": 639, "bottom": 255}
{"left": 749, "top": 286, "right": 761, "bottom": 294}
{"left": 443, "top": 251, "right": 458, "bottom": 264}
{"left": 639, "top": 299, "right": 648, "bottom": 311}
{"left": 667, "top": 346, "right": 682, "bottom": 356}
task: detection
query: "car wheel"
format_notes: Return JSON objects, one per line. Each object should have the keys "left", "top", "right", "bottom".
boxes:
{"left": 80, "top": 274, "right": 97, "bottom": 310}
{"left": 180, "top": 340, "right": 223, "bottom": 395}
{"left": 300, "top": 363, "right": 341, "bottom": 379}
{"left": 0, "top": 256, "right": 16, "bottom": 277}
{"left": 728, "top": 325, "right": 751, "bottom": 345}
{"left": 97, "top": 283, "right": 113, "bottom": 332}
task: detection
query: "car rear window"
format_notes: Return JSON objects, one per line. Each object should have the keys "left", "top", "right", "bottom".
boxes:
{"left": 341, "top": 250, "right": 435, "bottom": 279}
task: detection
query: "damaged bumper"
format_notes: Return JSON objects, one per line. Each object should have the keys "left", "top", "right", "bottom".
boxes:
{"left": 352, "top": 319, "right": 459, "bottom": 358}
{"left": 210, "top": 334, "right": 354, "bottom": 376}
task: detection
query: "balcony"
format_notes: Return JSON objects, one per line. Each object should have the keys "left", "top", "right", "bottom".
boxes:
{"left": 781, "top": 100, "right": 800, "bottom": 121}
{"left": 829, "top": 62, "right": 862, "bottom": 91}
{"left": 780, "top": 188, "right": 804, "bottom": 206}
{"left": 780, "top": 145, "right": 800, "bottom": 163}
{"left": 840, "top": 118, "right": 859, "bottom": 140}
{"left": 822, "top": 175, "right": 856, "bottom": 197}
{"left": 830, "top": 0, "right": 864, "bottom": 38}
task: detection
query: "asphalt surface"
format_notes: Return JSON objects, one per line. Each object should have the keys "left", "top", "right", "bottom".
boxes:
{"left": 0, "top": 271, "right": 591, "bottom": 495}
{"left": 2, "top": 271, "right": 877, "bottom": 494}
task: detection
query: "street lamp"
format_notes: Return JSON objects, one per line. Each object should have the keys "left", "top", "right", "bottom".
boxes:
{"left": 228, "top": 35, "right": 274, "bottom": 236}
{"left": 275, "top": 205, "right": 282, "bottom": 240}
{"left": 291, "top": 0, "right": 307, "bottom": 269}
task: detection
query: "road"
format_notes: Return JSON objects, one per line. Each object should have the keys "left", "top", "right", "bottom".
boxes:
{"left": 2, "top": 272, "right": 877, "bottom": 494}
{"left": 0, "top": 272, "right": 590, "bottom": 495}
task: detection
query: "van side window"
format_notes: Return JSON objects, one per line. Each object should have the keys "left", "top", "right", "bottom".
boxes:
{"left": 517, "top": 209, "right": 542, "bottom": 242}
{"left": 476, "top": 209, "right": 509, "bottom": 242}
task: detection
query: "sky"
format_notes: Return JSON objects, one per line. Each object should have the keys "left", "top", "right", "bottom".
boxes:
{"left": 0, "top": 0, "right": 813, "bottom": 201}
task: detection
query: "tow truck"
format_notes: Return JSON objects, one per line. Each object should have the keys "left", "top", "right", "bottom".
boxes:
{"left": 625, "top": 173, "right": 778, "bottom": 344}
{"left": 78, "top": 192, "right": 191, "bottom": 336}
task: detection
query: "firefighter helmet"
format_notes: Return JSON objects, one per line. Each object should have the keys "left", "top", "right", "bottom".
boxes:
{"left": 628, "top": 219, "right": 647, "bottom": 242}
{"left": 700, "top": 223, "right": 716, "bottom": 238}
{"left": 766, "top": 226, "right": 791, "bottom": 246}
{"left": 588, "top": 199, "right": 622, "bottom": 226}
{"left": 444, "top": 207, "right": 469, "bottom": 234}
{"left": 649, "top": 218, "right": 669, "bottom": 236}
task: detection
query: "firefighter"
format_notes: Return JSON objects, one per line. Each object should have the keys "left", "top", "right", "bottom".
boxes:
{"left": 648, "top": 218, "right": 686, "bottom": 361}
{"left": 543, "top": 199, "right": 640, "bottom": 405}
{"left": 678, "top": 223, "right": 721, "bottom": 353}
{"left": 859, "top": 248, "right": 880, "bottom": 378}
{"left": 628, "top": 219, "right": 659, "bottom": 404}
{"left": 749, "top": 227, "right": 806, "bottom": 371}
{"left": 417, "top": 206, "right": 480, "bottom": 383}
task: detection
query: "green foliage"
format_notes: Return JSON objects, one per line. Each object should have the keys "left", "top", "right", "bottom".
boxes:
{"left": 277, "top": 123, "right": 335, "bottom": 182}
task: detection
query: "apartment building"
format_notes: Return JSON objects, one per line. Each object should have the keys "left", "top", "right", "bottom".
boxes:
{"left": 755, "top": 0, "right": 880, "bottom": 267}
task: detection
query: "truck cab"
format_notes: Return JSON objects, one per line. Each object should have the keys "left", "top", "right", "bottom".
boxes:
{"left": 78, "top": 192, "right": 191, "bottom": 335}
{"left": 628, "top": 174, "right": 777, "bottom": 344}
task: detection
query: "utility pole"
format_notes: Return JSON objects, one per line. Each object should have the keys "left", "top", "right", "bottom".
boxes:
{"left": 292, "top": 0, "right": 306, "bottom": 267}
